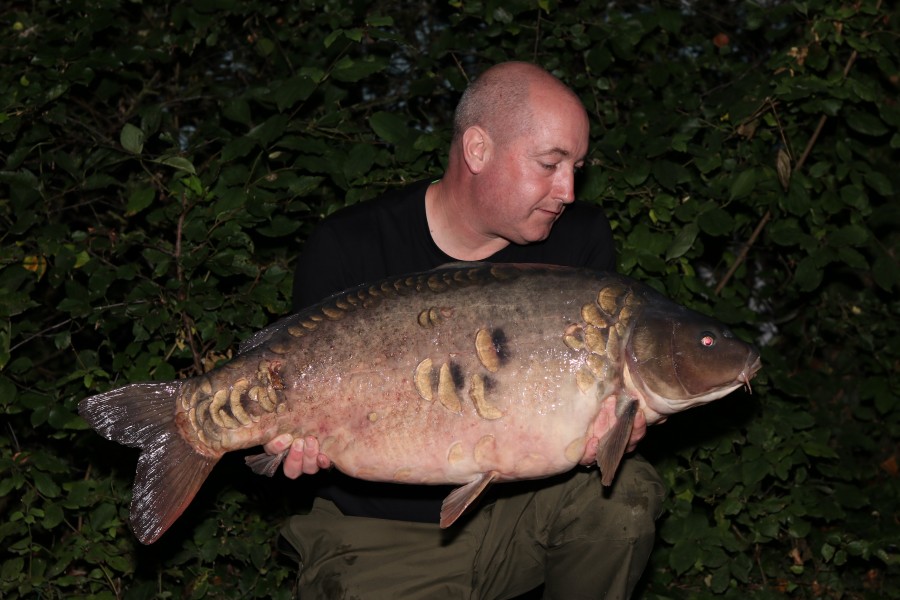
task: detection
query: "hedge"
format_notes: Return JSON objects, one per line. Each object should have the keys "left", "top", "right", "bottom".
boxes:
{"left": 2, "top": 0, "right": 898, "bottom": 598}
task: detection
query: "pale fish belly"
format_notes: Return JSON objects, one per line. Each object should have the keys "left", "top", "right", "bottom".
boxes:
{"left": 308, "top": 350, "right": 606, "bottom": 485}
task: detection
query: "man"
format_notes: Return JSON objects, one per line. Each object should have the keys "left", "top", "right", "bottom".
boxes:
{"left": 264, "top": 61, "right": 665, "bottom": 599}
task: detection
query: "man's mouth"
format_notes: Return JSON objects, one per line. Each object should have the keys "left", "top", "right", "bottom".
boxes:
{"left": 537, "top": 205, "right": 564, "bottom": 217}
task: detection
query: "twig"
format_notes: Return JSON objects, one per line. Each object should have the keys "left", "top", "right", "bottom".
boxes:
{"left": 174, "top": 193, "right": 203, "bottom": 374}
{"left": 533, "top": 8, "right": 542, "bottom": 62}
{"left": 449, "top": 52, "right": 469, "bottom": 84}
{"left": 7, "top": 422, "right": 20, "bottom": 453}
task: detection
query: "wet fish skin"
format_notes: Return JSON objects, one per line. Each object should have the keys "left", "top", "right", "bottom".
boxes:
{"left": 78, "top": 263, "right": 761, "bottom": 544}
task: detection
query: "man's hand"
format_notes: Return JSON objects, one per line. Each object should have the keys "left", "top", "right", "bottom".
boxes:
{"left": 626, "top": 408, "right": 647, "bottom": 452}
{"left": 263, "top": 434, "right": 332, "bottom": 479}
{"left": 579, "top": 398, "right": 649, "bottom": 465}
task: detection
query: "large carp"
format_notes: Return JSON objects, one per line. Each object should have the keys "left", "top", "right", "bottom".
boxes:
{"left": 79, "top": 263, "right": 760, "bottom": 544}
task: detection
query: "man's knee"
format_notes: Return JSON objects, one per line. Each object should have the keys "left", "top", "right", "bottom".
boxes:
{"left": 613, "top": 455, "right": 666, "bottom": 518}
{"left": 556, "top": 456, "right": 665, "bottom": 543}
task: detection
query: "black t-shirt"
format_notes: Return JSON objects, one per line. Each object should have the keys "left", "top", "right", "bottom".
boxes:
{"left": 292, "top": 178, "right": 617, "bottom": 522}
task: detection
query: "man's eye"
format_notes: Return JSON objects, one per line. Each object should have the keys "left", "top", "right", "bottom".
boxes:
{"left": 541, "top": 163, "right": 558, "bottom": 171}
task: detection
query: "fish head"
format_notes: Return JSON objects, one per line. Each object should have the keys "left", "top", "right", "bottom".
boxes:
{"left": 623, "top": 301, "right": 761, "bottom": 419}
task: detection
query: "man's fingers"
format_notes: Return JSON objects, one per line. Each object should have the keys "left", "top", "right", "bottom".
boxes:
{"left": 301, "top": 435, "right": 321, "bottom": 474}
{"left": 281, "top": 438, "right": 306, "bottom": 479}
{"left": 263, "top": 434, "right": 329, "bottom": 478}
{"left": 263, "top": 433, "right": 294, "bottom": 455}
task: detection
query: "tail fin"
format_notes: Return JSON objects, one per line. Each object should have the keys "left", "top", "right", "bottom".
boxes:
{"left": 78, "top": 382, "right": 219, "bottom": 544}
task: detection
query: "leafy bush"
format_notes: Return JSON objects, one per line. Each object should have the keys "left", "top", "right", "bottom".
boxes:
{"left": 2, "top": 0, "right": 897, "bottom": 597}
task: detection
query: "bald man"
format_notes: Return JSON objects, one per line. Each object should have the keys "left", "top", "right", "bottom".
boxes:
{"left": 266, "top": 62, "right": 665, "bottom": 599}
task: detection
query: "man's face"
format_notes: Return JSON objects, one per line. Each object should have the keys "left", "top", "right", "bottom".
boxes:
{"left": 477, "top": 88, "right": 590, "bottom": 245}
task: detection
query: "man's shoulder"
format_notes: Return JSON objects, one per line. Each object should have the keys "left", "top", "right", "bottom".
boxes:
{"left": 317, "top": 178, "right": 431, "bottom": 230}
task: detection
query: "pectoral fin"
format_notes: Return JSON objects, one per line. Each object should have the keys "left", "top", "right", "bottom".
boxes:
{"left": 597, "top": 398, "right": 638, "bottom": 486}
{"left": 440, "top": 471, "right": 500, "bottom": 528}
{"left": 245, "top": 449, "right": 289, "bottom": 477}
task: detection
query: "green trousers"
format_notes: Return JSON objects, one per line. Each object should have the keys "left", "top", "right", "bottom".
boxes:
{"left": 280, "top": 456, "right": 664, "bottom": 600}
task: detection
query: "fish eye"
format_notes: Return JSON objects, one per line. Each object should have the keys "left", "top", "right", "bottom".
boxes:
{"left": 700, "top": 332, "right": 716, "bottom": 347}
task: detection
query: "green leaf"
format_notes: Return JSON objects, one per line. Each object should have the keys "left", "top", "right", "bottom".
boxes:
{"left": 155, "top": 156, "right": 196, "bottom": 174}
{"left": 120, "top": 123, "right": 144, "bottom": 154}
{"left": 248, "top": 114, "right": 291, "bottom": 146}
{"left": 273, "top": 75, "right": 317, "bottom": 112}
{"left": 830, "top": 224, "right": 868, "bottom": 247}
{"left": 33, "top": 470, "right": 61, "bottom": 498}
{"left": 126, "top": 187, "right": 155, "bottom": 216}
{"left": 872, "top": 255, "right": 900, "bottom": 291}
{"left": 729, "top": 168, "right": 759, "bottom": 200}
{"left": 222, "top": 136, "right": 257, "bottom": 161}
{"left": 669, "top": 540, "right": 702, "bottom": 575}
{"left": 222, "top": 98, "right": 252, "bottom": 125}
{"left": 839, "top": 184, "right": 868, "bottom": 209}
{"left": 624, "top": 162, "right": 651, "bottom": 187}
{"left": 369, "top": 111, "right": 410, "bottom": 145}
{"left": 710, "top": 564, "right": 731, "bottom": 593}
{"left": 258, "top": 214, "right": 300, "bottom": 237}
{"left": 846, "top": 110, "right": 888, "bottom": 136}
{"left": 697, "top": 207, "right": 734, "bottom": 236}
{"left": 794, "top": 255, "right": 824, "bottom": 291}
{"left": 863, "top": 170, "right": 893, "bottom": 196}
{"left": 651, "top": 160, "right": 691, "bottom": 191}
{"left": 1, "top": 557, "right": 23, "bottom": 582}
{"left": 331, "top": 56, "right": 387, "bottom": 82}
{"left": 343, "top": 143, "right": 376, "bottom": 181}
{"left": 802, "top": 439, "right": 838, "bottom": 458}
{"left": 367, "top": 15, "right": 394, "bottom": 27}
{"left": 665, "top": 222, "right": 699, "bottom": 261}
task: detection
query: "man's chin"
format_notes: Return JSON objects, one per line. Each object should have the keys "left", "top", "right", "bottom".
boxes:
{"left": 520, "top": 228, "right": 553, "bottom": 244}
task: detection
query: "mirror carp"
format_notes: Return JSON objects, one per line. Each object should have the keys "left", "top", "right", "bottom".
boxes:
{"left": 79, "top": 263, "right": 761, "bottom": 544}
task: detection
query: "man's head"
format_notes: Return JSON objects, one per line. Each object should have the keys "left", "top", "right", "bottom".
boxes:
{"left": 451, "top": 62, "right": 584, "bottom": 148}
{"left": 447, "top": 62, "right": 590, "bottom": 247}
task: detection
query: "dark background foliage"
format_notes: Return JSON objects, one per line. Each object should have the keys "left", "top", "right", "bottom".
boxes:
{"left": 1, "top": 0, "right": 898, "bottom": 597}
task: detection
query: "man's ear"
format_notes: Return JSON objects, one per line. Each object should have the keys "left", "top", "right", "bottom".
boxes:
{"left": 461, "top": 126, "right": 492, "bottom": 174}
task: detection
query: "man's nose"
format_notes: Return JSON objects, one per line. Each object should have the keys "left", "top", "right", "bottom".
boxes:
{"left": 554, "top": 169, "right": 576, "bottom": 204}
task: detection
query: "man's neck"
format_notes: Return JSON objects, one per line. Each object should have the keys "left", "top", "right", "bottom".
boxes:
{"left": 425, "top": 180, "right": 509, "bottom": 261}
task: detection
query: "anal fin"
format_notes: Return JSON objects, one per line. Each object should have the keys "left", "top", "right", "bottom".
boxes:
{"left": 597, "top": 398, "right": 638, "bottom": 486}
{"left": 440, "top": 471, "right": 499, "bottom": 528}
